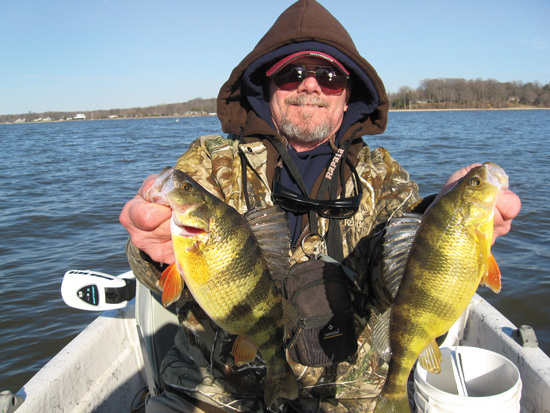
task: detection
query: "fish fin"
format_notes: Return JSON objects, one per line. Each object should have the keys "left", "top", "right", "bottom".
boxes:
{"left": 418, "top": 339, "right": 443, "bottom": 373}
{"left": 186, "top": 240, "right": 201, "bottom": 253}
{"left": 481, "top": 253, "right": 502, "bottom": 293}
{"left": 373, "top": 393, "right": 410, "bottom": 413}
{"left": 381, "top": 213, "right": 423, "bottom": 298}
{"left": 264, "top": 367, "right": 299, "bottom": 408}
{"left": 159, "top": 263, "right": 184, "bottom": 307}
{"left": 231, "top": 336, "right": 258, "bottom": 366}
{"left": 245, "top": 206, "right": 291, "bottom": 284}
{"left": 282, "top": 297, "right": 298, "bottom": 339}
{"left": 371, "top": 309, "right": 392, "bottom": 364}
{"left": 476, "top": 225, "right": 502, "bottom": 293}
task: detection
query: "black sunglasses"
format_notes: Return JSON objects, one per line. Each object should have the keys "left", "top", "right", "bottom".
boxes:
{"left": 272, "top": 168, "right": 362, "bottom": 219}
{"left": 271, "top": 65, "right": 349, "bottom": 96}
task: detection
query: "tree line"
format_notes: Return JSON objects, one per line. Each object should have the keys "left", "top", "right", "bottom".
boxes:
{"left": 0, "top": 97, "right": 217, "bottom": 124}
{"left": 389, "top": 78, "right": 550, "bottom": 110}
{"left": 3, "top": 78, "right": 549, "bottom": 124}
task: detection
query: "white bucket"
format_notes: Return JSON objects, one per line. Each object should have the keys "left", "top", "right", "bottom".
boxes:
{"left": 414, "top": 346, "right": 521, "bottom": 413}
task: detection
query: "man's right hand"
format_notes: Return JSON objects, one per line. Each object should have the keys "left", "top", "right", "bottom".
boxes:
{"left": 119, "top": 174, "right": 175, "bottom": 265}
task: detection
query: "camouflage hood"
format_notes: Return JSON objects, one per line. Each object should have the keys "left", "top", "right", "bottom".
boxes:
{"left": 216, "top": 0, "right": 389, "bottom": 145}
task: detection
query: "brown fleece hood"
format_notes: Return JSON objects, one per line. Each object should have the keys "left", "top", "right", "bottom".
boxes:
{"left": 216, "top": 0, "right": 389, "bottom": 141}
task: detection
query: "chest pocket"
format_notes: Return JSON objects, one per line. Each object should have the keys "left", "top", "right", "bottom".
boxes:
{"left": 283, "top": 259, "right": 358, "bottom": 367}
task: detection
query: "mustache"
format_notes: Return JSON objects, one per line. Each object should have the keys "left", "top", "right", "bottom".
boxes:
{"left": 284, "top": 94, "right": 330, "bottom": 108}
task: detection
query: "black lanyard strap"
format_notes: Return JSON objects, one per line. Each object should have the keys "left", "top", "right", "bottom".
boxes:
{"left": 267, "top": 136, "right": 310, "bottom": 196}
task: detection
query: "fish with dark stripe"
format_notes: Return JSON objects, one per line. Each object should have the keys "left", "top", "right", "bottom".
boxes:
{"left": 373, "top": 162, "right": 509, "bottom": 412}
{"left": 147, "top": 167, "right": 299, "bottom": 409}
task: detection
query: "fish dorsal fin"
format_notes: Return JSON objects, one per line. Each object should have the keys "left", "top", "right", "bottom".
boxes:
{"left": 232, "top": 336, "right": 258, "bottom": 366}
{"left": 245, "top": 206, "right": 291, "bottom": 285}
{"left": 382, "top": 213, "right": 424, "bottom": 298}
{"left": 371, "top": 308, "right": 392, "bottom": 364}
{"left": 418, "top": 339, "right": 443, "bottom": 373}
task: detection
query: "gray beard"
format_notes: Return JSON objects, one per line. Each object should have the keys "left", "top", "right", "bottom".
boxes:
{"left": 278, "top": 96, "right": 334, "bottom": 144}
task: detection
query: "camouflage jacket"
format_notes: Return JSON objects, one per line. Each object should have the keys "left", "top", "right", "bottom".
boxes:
{"left": 127, "top": 133, "right": 421, "bottom": 412}
{"left": 126, "top": 1, "right": 427, "bottom": 411}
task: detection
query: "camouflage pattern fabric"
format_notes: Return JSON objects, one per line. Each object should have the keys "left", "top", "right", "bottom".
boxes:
{"left": 127, "top": 134, "right": 421, "bottom": 412}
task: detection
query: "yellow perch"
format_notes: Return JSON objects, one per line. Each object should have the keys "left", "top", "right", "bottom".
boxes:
{"left": 373, "top": 162, "right": 509, "bottom": 412}
{"left": 147, "top": 167, "right": 299, "bottom": 409}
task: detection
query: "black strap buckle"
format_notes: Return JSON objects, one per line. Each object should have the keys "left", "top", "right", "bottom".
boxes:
{"left": 105, "top": 278, "right": 136, "bottom": 304}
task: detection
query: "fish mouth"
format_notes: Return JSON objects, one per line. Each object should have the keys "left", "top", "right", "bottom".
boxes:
{"left": 484, "top": 162, "right": 509, "bottom": 193}
{"left": 170, "top": 204, "right": 207, "bottom": 237}
{"left": 171, "top": 219, "right": 206, "bottom": 237}
{"left": 145, "top": 167, "right": 175, "bottom": 205}
{"left": 463, "top": 163, "right": 510, "bottom": 213}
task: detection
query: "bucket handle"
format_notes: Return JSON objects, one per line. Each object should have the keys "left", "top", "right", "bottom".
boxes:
{"left": 450, "top": 348, "right": 468, "bottom": 397}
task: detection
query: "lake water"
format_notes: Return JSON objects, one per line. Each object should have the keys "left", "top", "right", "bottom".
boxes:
{"left": 1, "top": 110, "right": 549, "bottom": 393}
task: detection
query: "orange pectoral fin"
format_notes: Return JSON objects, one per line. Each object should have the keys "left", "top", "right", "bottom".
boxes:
{"left": 481, "top": 253, "right": 502, "bottom": 293}
{"left": 159, "top": 263, "right": 184, "bottom": 307}
{"left": 476, "top": 224, "right": 501, "bottom": 294}
{"left": 231, "top": 336, "right": 258, "bottom": 366}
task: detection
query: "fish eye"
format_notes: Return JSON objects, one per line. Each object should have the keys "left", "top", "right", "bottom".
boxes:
{"left": 183, "top": 183, "right": 193, "bottom": 191}
{"left": 470, "top": 177, "right": 482, "bottom": 186}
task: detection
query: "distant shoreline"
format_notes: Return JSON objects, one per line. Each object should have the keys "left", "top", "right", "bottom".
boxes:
{"left": 2, "top": 106, "right": 548, "bottom": 125}
{"left": 1, "top": 113, "right": 217, "bottom": 125}
{"left": 389, "top": 106, "right": 547, "bottom": 112}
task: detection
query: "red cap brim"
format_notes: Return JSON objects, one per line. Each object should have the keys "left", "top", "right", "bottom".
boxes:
{"left": 266, "top": 50, "right": 349, "bottom": 77}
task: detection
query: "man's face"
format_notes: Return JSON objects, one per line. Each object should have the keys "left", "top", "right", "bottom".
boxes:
{"left": 268, "top": 57, "right": 349, "bottom": 151}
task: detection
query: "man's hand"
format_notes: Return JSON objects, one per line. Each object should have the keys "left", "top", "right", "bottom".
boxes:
{"left": 119, "top": 174, "right": 175, "bottom": 265}
{"left": 436, "top": 164, "right": 522, "bottom": 243}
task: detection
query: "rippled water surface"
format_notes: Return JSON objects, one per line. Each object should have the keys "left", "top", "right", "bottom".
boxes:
{"left": 1, "top": 111, "right": 549, "bottom": 392}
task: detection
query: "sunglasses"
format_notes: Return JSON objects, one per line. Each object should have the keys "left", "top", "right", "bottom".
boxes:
{"left": 272, "top": 168, "right": 362, "bottom": 219}
{"left": 270, "top": 65, "right": 349, "bottom": 96}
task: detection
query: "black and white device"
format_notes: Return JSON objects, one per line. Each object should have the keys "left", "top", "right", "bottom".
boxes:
{"left": 61, "top": 270, "right": 136, "bottom": 311}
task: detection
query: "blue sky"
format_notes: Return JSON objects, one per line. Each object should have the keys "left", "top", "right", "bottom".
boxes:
{"left": 1, "top": 0, "right": 549, "bottom": 115}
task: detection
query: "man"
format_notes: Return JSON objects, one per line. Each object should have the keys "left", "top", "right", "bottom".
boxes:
{"left": 120, "top": 1, "right": 521, "bottom": 411}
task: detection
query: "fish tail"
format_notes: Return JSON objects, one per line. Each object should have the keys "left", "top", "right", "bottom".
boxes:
{"left": 264, "top": 367, "right": 299, "bottom": 408}
{"left": 374, "top": 393, "right": 411, "bottom": 413}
